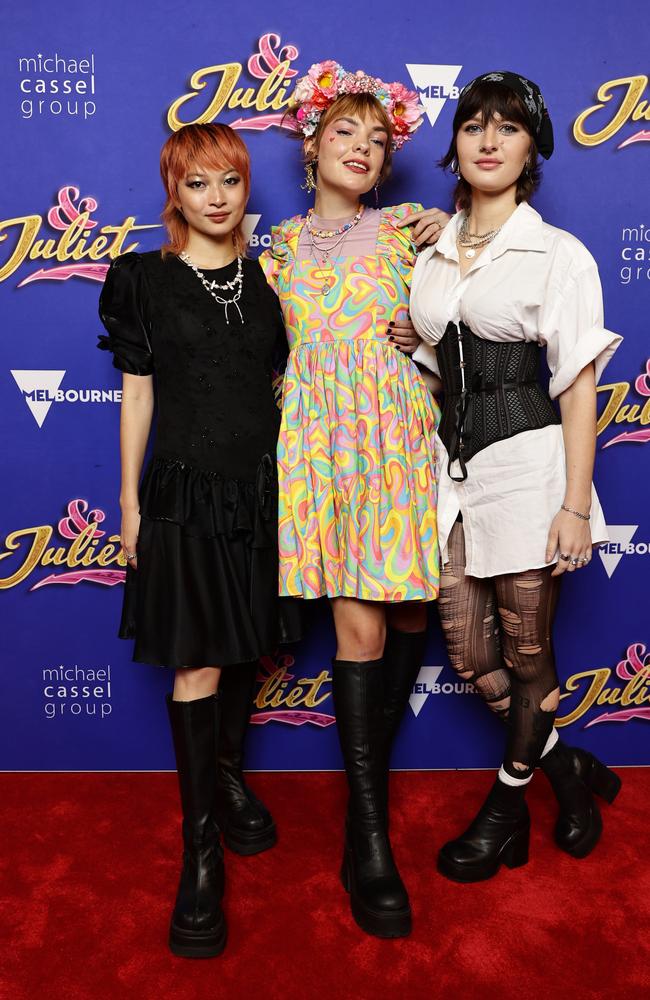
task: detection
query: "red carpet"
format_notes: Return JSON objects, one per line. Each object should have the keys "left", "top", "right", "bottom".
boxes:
{"left": 1, "top": 769, "right": 648, "bottom": 1000}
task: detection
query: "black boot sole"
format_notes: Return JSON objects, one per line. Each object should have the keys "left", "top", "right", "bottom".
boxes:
{"left": 437, "top": 826, "right": 530, "bottom": 884}
{"left": 340, "top": 856, "right": 412, "bottom": 938}
{"left": 587, "top": 758, "right": 622, "bottom": 805}
{"left": 222, "top": 821, "right": 277, "bottom": 856}
{"left": 169, "top": 915, "right": 227, "bottom": 958}
{"left": 557, "top": 802, "right": 603, "bottom": 859}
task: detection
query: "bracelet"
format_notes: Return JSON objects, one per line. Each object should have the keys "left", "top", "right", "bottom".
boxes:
{"left": 561, "top": 503, "right": 590, "bottom": 521}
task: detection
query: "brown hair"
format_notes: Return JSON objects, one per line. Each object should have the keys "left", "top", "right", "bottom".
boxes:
{"left": 160, "top": 123, "right": 251, "bottom": 256}
{"left": 440, "top": 80, "right": 541, "bottom": 211}
{"left": 289, "top": 92, "right": 394, "bottom": 188}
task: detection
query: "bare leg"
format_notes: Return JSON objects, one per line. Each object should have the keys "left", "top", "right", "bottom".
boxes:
{"left": 173, "top": 666, "right": 221, "bottom": 701}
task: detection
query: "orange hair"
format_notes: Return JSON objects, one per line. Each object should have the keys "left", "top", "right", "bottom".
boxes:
{"left": 160, "top": 123, "right": 251, "bottom": 257}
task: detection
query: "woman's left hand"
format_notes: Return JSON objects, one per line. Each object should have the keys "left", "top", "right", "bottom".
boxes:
{"left": 546, "top": 509, "right": 593, "bottom": 576}
{"left": 388, "top": 318, "right": 420, "bottom": 354}
{"left": 398, "top": 207, "right": 452, "bottom": 247}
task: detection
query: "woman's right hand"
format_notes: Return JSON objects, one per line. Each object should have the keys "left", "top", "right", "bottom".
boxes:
{"left": 121, "top": 507, "right": 141, "bottom": 571}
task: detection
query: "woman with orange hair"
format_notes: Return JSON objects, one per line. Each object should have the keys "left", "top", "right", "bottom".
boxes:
{"left": 98, "top": 123, "right": 298, "bottom": 958}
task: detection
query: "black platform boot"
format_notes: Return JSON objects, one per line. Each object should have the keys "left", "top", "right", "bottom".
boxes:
{"left": 540, "top": 740, "right": 622, "bottom": 858}
{"left": 438, "top": 777, "right": 530, "bottom": 883}
{"left": 167, "top": 694, "right": 227, "bottom": 958}
{"left": 383, "top": 629, "right": 427, "bottom": 751}
{"left": 333, "top": 658, "right": 411, "bottom": 939}
{"left": 215, "top": 662, "right": 276, "bottom": 856}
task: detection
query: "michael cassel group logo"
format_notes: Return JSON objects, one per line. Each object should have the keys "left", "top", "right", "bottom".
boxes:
{"left": 598, "top": 525, "right": 649, "bottom": 578}
{"left": 18, "top": 51, "right": 97, "bottom": 121}
{"left": 42, "top": 663, "right": 113, "bottom": 720}
{"left": 11, "top": 370, "right": 121, "bottom": 427}
{"left": 405, "top": 65, "right": 462, "bottom": 129}
{"left": 0, "top": 499, "right": 125, "bottom": 591}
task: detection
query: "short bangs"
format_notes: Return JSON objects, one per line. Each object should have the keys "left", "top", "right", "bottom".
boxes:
{"left": 160, "top": 123, "right": 251, "bottom": 200}
{"left": 453, "top": 80, "right": 533, "bottom": 133}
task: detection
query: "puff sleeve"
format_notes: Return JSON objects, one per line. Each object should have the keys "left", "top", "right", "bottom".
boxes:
{"left": 98, "top": 253, "right": 154, "bottom": 376}
{"left": 542, "top": 260, "right": 622, "bottom": 400}
{"left": 258, "top": 215, "right": 301, "bottom": 293}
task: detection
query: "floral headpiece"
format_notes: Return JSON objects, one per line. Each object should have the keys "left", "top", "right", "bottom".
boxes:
{"left": 288, "top": 60, "right": 424, "bottom": 151}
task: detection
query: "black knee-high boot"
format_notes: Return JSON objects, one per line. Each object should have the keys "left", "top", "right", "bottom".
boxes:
{"left": 332, "top": 658, "right": 411, "bottom": 939}
{"left": 437, "top": 776, "right": 530, "bottom": 883}
{"left": 540, "top": 739, "right": 621, "bottom": 857}
{"left": 167, "top": 694, "right": 227, "bottom": 958}
{"left": 215, "top": 662, "right": 276, "bottom": 856}
{"left": 382, "top": 629, "right": 427, "bottom": 751}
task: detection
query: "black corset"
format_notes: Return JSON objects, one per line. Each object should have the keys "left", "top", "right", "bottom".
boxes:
{"left": 437, "top": 321, "right": 560, "bottom": 481}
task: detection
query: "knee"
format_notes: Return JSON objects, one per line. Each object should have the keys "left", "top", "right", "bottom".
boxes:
{"left": 336, "top": 623, "right": 386, "bottom": 662}
{"left": 173, "top": 666, "right": 220, "bottom": 701}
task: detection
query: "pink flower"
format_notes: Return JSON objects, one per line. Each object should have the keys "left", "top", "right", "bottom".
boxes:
{"left": 307, "top": 60, "right": 342, "bottom": 100}
{"left": 388, "top": 82, "right": 423, "bottom": 126}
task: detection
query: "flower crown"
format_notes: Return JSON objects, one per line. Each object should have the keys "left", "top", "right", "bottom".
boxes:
{"left": 288, "top": 60, "right": 424, "bottom": 151}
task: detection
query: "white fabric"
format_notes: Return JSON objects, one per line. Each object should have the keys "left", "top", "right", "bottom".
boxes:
{"left": 498, "top": 767, "right": 532, "bottom": 787}
{"left": 540, "top": 727, "right": 559, "bottom": 758}
{"left": 410, "top": 202, "right": 622, "bottom": 578}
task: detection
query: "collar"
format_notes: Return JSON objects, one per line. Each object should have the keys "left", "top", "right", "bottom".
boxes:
{"left": 435, "top": 201, "right": 547, "bottom": 264}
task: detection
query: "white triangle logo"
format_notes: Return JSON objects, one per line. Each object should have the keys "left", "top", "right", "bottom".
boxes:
{"left": 405, "top": 64, "right": 463, "bottom": 128}
{"left": 242, "top": 213, "right": 262, "bottom": 243}
{"left": 11, "top": 369, "right": 66, "bottom": 427}
{"left": 409, "top": 665, "right": 444, "bottom": 717}
{"left": 598, "top": 525, "right": 638, "bottom": 578}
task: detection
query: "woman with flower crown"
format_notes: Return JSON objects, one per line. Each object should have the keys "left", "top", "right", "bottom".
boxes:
{"left": 259, "top": 60, "right": 448, "bottom": 939}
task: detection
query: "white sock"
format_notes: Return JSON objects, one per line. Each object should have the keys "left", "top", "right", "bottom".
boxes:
{"left": 540, "top": 727, "right": 559, "bottom": 758}
{"left": 498, "top": 766, "right": 532, "bottom": 787}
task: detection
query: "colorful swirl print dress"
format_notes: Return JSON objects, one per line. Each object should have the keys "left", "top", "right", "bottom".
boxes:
{"left": 259, "top": 204, "right": 440, "bottom": 602}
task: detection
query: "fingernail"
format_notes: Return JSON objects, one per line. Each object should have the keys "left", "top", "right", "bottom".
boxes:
{"left": 388, "top": 322, "right": 394, "bottom": 328}
{"left": 389, "top": 336, "right": 394, "bottom": 341}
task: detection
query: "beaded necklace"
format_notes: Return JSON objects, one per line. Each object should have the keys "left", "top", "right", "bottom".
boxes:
{"left": 179, "top": 252, "right": 244, "bottom": 324}
{"left": 306, "top": 205, "right": 364, "bottom": 295}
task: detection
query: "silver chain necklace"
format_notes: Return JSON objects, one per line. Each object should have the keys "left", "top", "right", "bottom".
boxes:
{"left": 306, "top": 210, "right": 363, "bottom": 295}
{"left": 457, "top": 217, "right": 503, "bottom": 259}
{"left": 179, "top": 252, "right": 244, "bottom": 324}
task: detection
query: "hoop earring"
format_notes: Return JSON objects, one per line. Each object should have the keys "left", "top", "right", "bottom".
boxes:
{"left": 373, "top": 184, "right": 379, "bottom": 208}
{"left": 301, "top": 160, "right": 317, "bottom": 192}
{"left": 450, "top": 158, "right": 460, "bottom": 179}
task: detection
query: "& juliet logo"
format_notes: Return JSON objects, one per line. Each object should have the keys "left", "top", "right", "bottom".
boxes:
{"left": 167, "top": 32, "right": 299, "bottom": 133}
{"left": 0, "top": 499, "right": 126, "bottom": 591}
{"left": 558, "top": 643, "right": 650, "bottom": 728}
{"left": 597, "top": 357, "right": 650, "bottom": 448}
{"left": 0, "top": 185, "right": 158, "bottom": 287}
{"left": 574, "top": 74, "right": 650, "bottom": 149}
{"left": 250, "top": 651, "right": 334, "bottom": 727}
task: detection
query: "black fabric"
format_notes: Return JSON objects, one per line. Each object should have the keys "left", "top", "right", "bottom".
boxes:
{"left": 459, "top": 71, "right": 554, "bottom": 159}
{"left": 99, "top": 251, "right": 300, "bottom": 668}
{"left": 437, "top": 321, "right": 560, "bottom": 481}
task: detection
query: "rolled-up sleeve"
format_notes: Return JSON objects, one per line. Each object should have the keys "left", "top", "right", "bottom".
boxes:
{"left": 98, "top": 253, "right": 153, "bottom": 376}
{"left": 543, "top": 263, "right": 622, "bottom": 400}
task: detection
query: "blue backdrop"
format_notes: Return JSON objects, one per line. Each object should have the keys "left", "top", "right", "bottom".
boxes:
{"left": 1, "top": 0, "right": 648, "bottom": 771}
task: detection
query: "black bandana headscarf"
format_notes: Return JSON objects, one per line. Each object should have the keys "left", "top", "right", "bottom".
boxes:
{"left": 459, "top": 71, "right": 554, "bottom": 159}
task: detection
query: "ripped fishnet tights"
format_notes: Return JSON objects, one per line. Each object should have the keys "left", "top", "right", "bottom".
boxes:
{"left": 438, "top": 520, "right": 561, "bottom": 779}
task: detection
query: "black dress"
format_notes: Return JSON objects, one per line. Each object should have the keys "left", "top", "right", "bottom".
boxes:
{"left": 98, "top": 250, "right": 298, "bottom": 668}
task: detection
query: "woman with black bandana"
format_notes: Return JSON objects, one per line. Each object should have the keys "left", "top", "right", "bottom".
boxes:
{"left": 410, "top": 72, "right": 623, "bottom": 882}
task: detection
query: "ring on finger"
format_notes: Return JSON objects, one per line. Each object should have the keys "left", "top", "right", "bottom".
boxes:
{"left": 560, "top": 552, "right": 571, "bottom": 561}
{"left": 570, "top": 557, "right": 579, "bottom": 566}
{"left": 125, "top": 551, "right": 136, "bottom": 561}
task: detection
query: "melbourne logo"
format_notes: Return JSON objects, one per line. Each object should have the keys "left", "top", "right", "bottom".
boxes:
{"left": 409, "top": 665, "right": 475, "bottom": 718}
{"left": 0, "top": 499, "right": 125, "bottom": 591}
{"left": 598, "top": 525, "right": 649, "bottom": 578}
{"left": 404, "top": 65, "right": 462, "bottom": 128}
{"left": 597, "top": 358, "right": 650, "bottom": 447}
{"left": 11, "top": 370, "right": 121, "bottom": 427}
{"left": 250, "top": 652, "right": 333, "bottom": 727}
{"left": 168, "top": 32, "right": 300, "bottom": 132}
{"left": 558, "top": 643, "right": 650, "bottom": 728}
{"left": 0, "top": 185, "right": 158, "bottom": 287}
{"left": 573, "top": 75, "right": 650, "bottom": 149}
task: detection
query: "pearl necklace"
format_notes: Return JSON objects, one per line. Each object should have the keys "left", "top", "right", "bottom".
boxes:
{"left": 457, "top": 217, "right": 503, "bottom": 259}
{"left": 179, "top": 252, "right": 244, "bottom": 324}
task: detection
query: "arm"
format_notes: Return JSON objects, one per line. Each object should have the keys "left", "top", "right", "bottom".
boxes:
{"left": 396, "top": 207, "right": 452, "bottom": 247}
{"left": 119, "top": 372, "right": 154, "bottom": 569}
{"left": 545, "top": 363, "right": 596, "bottom": 576}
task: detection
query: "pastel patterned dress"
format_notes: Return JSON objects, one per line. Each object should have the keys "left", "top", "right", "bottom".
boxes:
{"left": 260, "top": 204, "right": 440, "bottom": 602}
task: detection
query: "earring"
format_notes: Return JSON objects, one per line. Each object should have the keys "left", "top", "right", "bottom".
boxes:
{"left": 373, "top": 184, "right": 379, "bottom": 208}
{"left": 301, "top": 160, "right": 317, "bottom": 192}
{"left": 450, "top": 158, "right": 460, "bottom": 178}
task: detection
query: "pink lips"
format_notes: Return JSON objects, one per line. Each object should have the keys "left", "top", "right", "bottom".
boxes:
{"left": 206, "top": 213, "right": 230, "bottom": 222}
{"left": 343, "top": 162, "right": 369, "bottom": 174}
{"left": 475, "top": 159, "right": 501, "bottom": 170}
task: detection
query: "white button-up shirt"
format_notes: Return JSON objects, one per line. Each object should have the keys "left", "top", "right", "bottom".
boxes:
{"left": 410, "top": 202, "right": 622, "bottom": 578}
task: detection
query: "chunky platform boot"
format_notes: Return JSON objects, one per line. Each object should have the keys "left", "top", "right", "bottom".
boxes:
{"left": 333, "top": 659, "right": 411, "bottom": 938}
{"left": 167, "top": 694, "right": 227, "bottom": 958}
{"left": 540, "top": 740, "right": 622, "bottom": 858}
{"left": 382, "top": 629, "right": 427, "bottom": 752}
{"left": 438, "top": 777, "right": 530, "bottom": 883}
{"left": 215, "top": 663, "right": 276, "bottom": 856}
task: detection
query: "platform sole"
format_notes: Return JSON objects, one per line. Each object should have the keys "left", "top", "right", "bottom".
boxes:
{"left": 222, "top": 821, "right": 277, "bottom": 856}
{"left": 437, "top": 827, "right": 530, "bottom": 884}
{"left": 557, "top": 803, "right": 603, "bottom": 859}
{"left": 340, "top": 856, "right": 412, "bottom": 939}
{"left": 169, "top": 915, "right": 227, "bottom": 958}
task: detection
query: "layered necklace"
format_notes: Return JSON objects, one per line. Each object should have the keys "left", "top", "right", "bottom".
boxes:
{"left": 305, "top": 205, "right": 364, "bottom": 295}
{"left": 179, "top": 251, "right": 244, "bottom": 324}
{"left": 457, "top": 216, "right": 503, "bottom": 260}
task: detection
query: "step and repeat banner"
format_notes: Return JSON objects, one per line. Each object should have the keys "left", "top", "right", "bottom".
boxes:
{"left": 1, "top": 1, "right": 648, "bottom": 771}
